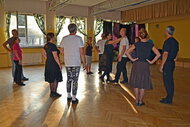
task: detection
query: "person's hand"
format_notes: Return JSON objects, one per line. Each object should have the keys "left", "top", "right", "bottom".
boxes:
{"left": 83, "top": 63, "right": 87, "bottom": 70}
{"left": 19, "top": 60, "right": 22, "bottom": 65}
{"left": 59, "top": 64, "right": 62, "bottom": 71}
{"left": 146, "top": 59, "right": 154, "bottom": 64}
{"left": 159, "top": 65, "right": 163, "bottom": 73}
{"left": 131, "top": 58, "right": 138, "bottom": 62}
{"left": 118, "top": 55, "right": 122, "bottom": 62}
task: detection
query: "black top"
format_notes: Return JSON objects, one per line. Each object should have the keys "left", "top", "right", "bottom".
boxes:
{"left": 162, "top": 37, "right": 179, "bottom": 61}
{"left": 104, "top": 41, "right": 114, "bottom": 57}
{"left": 134, "top": 42, "right": 154, "bottom": 62}
{"left": 86, "top": 44, "right": 93, "bottom": 56}
{"left": 44, "top": 42, "right": 60, "bottom": 64}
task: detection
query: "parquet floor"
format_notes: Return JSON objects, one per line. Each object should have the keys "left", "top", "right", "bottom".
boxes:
{"left": 0, "top": 63, "right": 190, "bottom": 127}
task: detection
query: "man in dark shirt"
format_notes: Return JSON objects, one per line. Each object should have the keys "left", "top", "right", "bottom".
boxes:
{"left": 160, "top": 26, "right": 179, "bottom": 104}
{"left": 3, "top": 29, "right": 29, "bottom": 82}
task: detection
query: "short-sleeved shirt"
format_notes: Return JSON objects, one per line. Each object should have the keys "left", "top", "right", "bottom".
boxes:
{"left": 119, "top": 37, "right": 129, "bottom": 57}
{"left": 147, "top": 39, "right": 154, "bottom": 44}
{"left": 135, "top": 42, "right": 154, "bottom": 62}
{"left": 60, "top": 35, "right": 84, "bottom": 67}
{"left": 12, "top": 43, "right": 22, "bottom": 61}
{"left": 95, "top": 39, "right": 106, "bottom": 54}
{"left": 162, "top": 37, "right": 179, "bottom": 61}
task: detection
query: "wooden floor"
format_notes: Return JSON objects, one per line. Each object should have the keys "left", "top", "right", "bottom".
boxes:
{"left": 0, "top": 63, "right": 190, "bottom": 127}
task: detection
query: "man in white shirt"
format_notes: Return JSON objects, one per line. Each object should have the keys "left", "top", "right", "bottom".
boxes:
{"left": 60, "top": 24, "right": 86, "bottom": 104}
{"left": 111, "top": 28, "right": 129, "bottom": 84}
{"left": 95, "top": 33, "right": 106, "bottom": 74}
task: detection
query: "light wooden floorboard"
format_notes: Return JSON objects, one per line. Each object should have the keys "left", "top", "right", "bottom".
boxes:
{"left": 0, "top": 63, "right": 190, "bottom": 127}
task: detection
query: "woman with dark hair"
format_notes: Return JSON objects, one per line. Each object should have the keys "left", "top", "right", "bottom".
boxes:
{"left": 126, "top": 29, "right": 161, "bottom": 106}
{"left": 99, "top": 33, "right": 114, "bottom": 82}
{"left": 42, "top": 33, "right": 62, "bottom": 97}
{"left": 99, "top": 33, "right": 122, "bottom": 83}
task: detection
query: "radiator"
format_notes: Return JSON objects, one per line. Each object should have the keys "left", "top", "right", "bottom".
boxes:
{"left": 22, "top": 53, "right": 42, "bottom": 65}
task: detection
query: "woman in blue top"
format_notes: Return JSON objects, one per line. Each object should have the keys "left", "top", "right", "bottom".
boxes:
{"left": 126, "top": 29, "right": 161, "bottom": 106}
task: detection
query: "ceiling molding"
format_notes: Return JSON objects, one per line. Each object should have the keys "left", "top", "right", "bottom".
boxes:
{"left": 90, "top": 0, "right": 168, "bottom": 15}
{"left": 48, "top": 0, "right": 71, "bottom": 11}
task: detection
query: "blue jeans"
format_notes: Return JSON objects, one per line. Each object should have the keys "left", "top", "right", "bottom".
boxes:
{"left": 11, "top": 52, "right": 24, "bottom": 79}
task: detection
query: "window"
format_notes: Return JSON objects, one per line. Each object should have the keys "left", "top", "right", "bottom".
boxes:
{"left": 95, "top": 29, "right": 103, "bottom": 42}
{"left": 57, "top": 17, "right": 85, "bottom": 45}
{"left": 94, "top": 20, "right": 103, "bottom": 43}
{"left": 9, "top": 14, "right": 44, "bottom": 47}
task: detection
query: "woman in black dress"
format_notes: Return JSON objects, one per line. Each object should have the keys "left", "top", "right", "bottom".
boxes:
{"left": 126, "top": 29, "right": 161, "bottom": 106}
{"left": 42, "top": 33, "right": 62, "bottom": 97}
{"left": 100, "top": 33, "right": 114, "bottom": 82}
{"left": 100, "top": 33, "right": 122, "bottom": 83}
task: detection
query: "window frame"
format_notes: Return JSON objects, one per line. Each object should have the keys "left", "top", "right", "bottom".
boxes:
{"left": 9, "top": 12, "right": 45, "bottom": 48}
{"left": 56, "top": 16, "right": 86, "bottom": 46}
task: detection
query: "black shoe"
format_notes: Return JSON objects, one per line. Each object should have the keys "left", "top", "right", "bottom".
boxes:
{"left": 89, "top": 72, "right": 93, "bottom": 74}
{"left": 137, "top": 102, "right": 145, "bottom": 106}
{"left": 50, "top": 92, "right": 62, "bottom": 98}
{"left": 160, "top": 98, "right": 172, "bottom": 104}
{"left": 110, "top": 80, "right": 119, "bottom": 84}
{"left": 120, "top": 80, "right": 128, "bottom": 84}
{"left": 135, "top": 102, "right": 139, "bottom": 106}
{"left": 72, "top": 98, "right": 79, "bottom": 104}
{"left": 22, "top": 77, "right": 29, "bottom": 81}
{"left": 67, "top": 97, "right": 72, "bottom": 102}
{"left": 18, "top": 83, "right": 25, "bottom": 86}
{"left": 100, "top": 76, "right": 105, "bottom": 82}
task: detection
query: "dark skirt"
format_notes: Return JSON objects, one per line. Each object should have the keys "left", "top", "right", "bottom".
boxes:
{"left": 45, "top": 61, "right": 63, "bottom": 83}
{"left": 129, "top": 61, "right": 153, "bottom": 90}
{"left": 99, "top": 54, "right": 113, "bottom": 73}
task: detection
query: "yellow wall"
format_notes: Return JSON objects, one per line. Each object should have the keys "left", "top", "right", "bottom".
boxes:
{"left": 148, "top": 18, "right": 190, "bottom": 59}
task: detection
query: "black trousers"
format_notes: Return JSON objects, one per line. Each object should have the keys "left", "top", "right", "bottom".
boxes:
{"left": 98, "top": 54, "right": 102, "bottom": 72}
{"left": 163, "top": 61, "right": 175, "bottom": 102}
{"left": 115, "top": 57, "right": 128, "bottom": 82}
{"left": 14, "top": 60, "right": 23, "bottom": 84}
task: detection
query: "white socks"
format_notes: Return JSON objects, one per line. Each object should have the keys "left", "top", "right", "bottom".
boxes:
{"left": 72, "top": 95, "right": 76, "bottom": 101}
{"left": 68, "top": 93, "right": 76, "bottom": 101}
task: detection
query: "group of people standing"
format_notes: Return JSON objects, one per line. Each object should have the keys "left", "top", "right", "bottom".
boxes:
{"left": 3, "top": 23, "right": 179, "bottom": 106}
{"left": 95, "top": 26, "right": 179, "bottom": 106}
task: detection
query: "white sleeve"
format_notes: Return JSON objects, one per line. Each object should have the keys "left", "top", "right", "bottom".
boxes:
{"left": 60, "top": 38, "right": 64, "bottom": 48}
{"left": 79, "top": 37, "right": 84, "bottom": 48}
{"left": 95, "top": 40, "right": 100, "bottom": 46}
{"left": 125, "top": 38, "right": 129, "bottom": 49}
